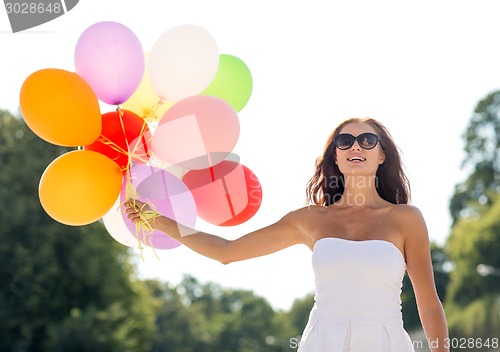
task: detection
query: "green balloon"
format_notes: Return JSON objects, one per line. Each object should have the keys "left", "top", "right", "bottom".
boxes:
{"left": 201, "top": 54, "right": 252, "bottom": 112}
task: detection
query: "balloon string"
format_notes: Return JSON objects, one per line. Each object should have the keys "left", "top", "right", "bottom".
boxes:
{"left": 97, "top": 134, "right": 150, "bottom": 170}
{"left": 96, "top": 115, "right": 153, "bottom": 170}
{"left": 144, "top": 98, "right": 165, "bottom": 123}
{"left": 125, "top": 179, "right": 160, "bottom": 261}
{"left": 130, "top": 118, "right": 153, "bottom": 161}
{"left": 114, "top": 106, "right": 160, "bottom": 260}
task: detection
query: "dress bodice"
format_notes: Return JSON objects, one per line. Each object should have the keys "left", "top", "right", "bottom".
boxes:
{"left": 312, "top": 237, "right": 406, "bottom": 322}
{"left": 298, "top": 237, "right": 415, "bottom": 352}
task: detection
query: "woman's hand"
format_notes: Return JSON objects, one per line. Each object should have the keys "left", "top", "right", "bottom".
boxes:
{"left": 125, "top": 199, "right": 153, "bottom": 224}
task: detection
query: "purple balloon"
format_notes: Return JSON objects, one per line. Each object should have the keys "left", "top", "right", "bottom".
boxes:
{"left": 75, "top": 21, "right": 144, "bottom": 105}
{"left": 120, "top": 164, "right": 197, "bottom": 250}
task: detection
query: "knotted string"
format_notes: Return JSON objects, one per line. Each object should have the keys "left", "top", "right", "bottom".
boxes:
{"left": 142, "top": 98, "right": 165, "bottom": 123}
{"left": 124, "top": 170, "right": 161, "bottom": 261}
{"left": 109, "top": 105, "right": 162, "bottom": 260}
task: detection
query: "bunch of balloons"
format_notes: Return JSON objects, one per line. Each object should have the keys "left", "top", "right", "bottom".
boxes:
{"left": 19, "top": 21, "right": 263, "bottom": 251}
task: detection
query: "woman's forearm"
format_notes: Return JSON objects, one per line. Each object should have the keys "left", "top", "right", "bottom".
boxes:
{"left": 126, "top": 200, "right": 302, "bottom": 265}
{"left": 419, "top": 302, "right": 449, "bottom": 352}
{"left": 152, "top": 215, "right": 231, "bottom": 264}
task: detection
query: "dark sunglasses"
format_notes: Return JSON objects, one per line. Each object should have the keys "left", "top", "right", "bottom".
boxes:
{"left": 334, "top": 132, "right": 380, "bottom": 150}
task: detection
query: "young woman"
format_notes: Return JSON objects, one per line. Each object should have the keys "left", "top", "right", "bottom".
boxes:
{"left": 126, "top": 117, "right": 449, "bottom": 352}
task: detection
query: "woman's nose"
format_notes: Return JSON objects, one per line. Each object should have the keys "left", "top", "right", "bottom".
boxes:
{"left": 351, "top": 140, "right": 361, "bottom": 150}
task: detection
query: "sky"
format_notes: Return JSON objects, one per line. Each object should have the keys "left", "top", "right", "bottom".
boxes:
{"left": 1, "top": 0, "right": 500, "bottom": 310}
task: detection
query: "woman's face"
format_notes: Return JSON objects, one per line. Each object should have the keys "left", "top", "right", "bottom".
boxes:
{"left": 335, "top": 122, "right": 385, "bottom": 176}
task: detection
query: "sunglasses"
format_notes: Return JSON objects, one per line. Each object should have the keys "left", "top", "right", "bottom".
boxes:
{"left": 334, "top": 132, "right": 380, "bottom": 150}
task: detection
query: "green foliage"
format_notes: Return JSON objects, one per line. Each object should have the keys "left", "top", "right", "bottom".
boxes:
{"left": 444, "top": 89, "right": 500, "bottom": 341}
{"left": 0, "top": 110, "right": 157, "bottom": 351}
{"left": 445, "top": 194, "right": 500, "bottom": 307}
{"left": 446, "top": 294, "right": 500, "bottom": 351}
{"left": 149, "top": 275, "right": 298, "bottom": 351}
{"left": 281, "top": 293, "right": 314, "bottom": 336}
{"left": 450, "top": 90, "right": 500, "bottom": 224}
{"left": 147, "top": 279, "right": 206, "bottom": 352}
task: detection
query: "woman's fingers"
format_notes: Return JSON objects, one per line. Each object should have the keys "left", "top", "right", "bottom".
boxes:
{"left": 125, "top": 199, "right": 144, "bottom": 210}
{"left": 125, "top": 199, "right": 152, "bottom": 223}
{"left": 125, "top": 199, "right": 144, "bottom": 212}
{"left": 126, "top": 208, "right": 140, "bottom": 222}
{"left": 125, "top": 200, "right": 140, "bottom": 222}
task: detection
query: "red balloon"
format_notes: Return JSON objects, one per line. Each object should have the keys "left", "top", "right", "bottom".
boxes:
{"left": 182, "top": 160, "right": 262, "bottom": 226}
{"left": 85, "top": 110, "right": 152, "bottom": 172}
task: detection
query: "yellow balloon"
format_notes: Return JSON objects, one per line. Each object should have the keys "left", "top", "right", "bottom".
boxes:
{"left": 122, "top": 52, "right": 173, "bottom": 122}
{"left": 19, "top": 68, "right": 102, "bottom": 147}
{"left": 39, "top": 150, "right": 123, "bottom": 226}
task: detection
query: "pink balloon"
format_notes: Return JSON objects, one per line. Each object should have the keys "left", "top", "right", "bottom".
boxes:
{"left": 75, "top": 21, "right": 144, "bottom": 105}
{"left": 120, "top": 164, "right": 197, "bottom": 250}
{"left": 182, "top": 160, "right": 263, "bottom": 226}
{"left": 152, "top": 95, "right": 240, "bottom": 170}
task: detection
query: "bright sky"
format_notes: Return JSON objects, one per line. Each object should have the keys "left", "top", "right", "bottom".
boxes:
{"left": 1, "top": 0, "right": 499, "bottom": 310}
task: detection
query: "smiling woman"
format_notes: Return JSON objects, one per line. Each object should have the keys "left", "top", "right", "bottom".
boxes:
{"left": 306, "top": 117, "right": 409, "bottom": 207}
{"left": 126, "top": 116, "right": 450, "bottom": 351}
{"left": 295, "top": 117, "right": 450, "bottom": 351}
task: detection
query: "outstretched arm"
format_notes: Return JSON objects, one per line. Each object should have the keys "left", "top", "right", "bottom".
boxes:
{"left": 126, "top": 200, "right": 307, "bottom": 265}
{"left": 397, "top": 205, "right": 449, "bottom": 352}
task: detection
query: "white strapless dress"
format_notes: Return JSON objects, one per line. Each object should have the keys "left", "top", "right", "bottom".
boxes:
{"left": 298, "top": 237, "right": 415, "bottom": 352}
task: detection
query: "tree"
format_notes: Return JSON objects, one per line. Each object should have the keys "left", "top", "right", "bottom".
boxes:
{"left": 147, "top": 279, "right": 204, "bottom": 352}
{"left": 443, "top": 194, "right": 500, "bottom": 347}
{"left": 446, "top": 293, "right": 500, "bottom": 351}
{"left": 0, "top": 110, "right": 157, "bottom": 351}
{"left": 443, "top": 90, "right": 500, "bottom": 348}
{"left": 149, "top": 275, "right": 295, "bottom": 351}
{"left": 445, "top": 194, "right": 500, "bottom": 307}
{"left": 449, "top": 90, "right": 500, "bottom": 224}
{"left": 271, "top": 293, "right": 314, "bottom": 351}
{"left": 278, "top": 293, "right": 314, "bottom": 337}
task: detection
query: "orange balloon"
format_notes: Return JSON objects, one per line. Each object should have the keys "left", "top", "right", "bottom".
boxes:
{"left": 39, "top": 150, "right": 123, "bottom": 226}
{"left": 20, "top": 68, "right": 102, "bottom": 147}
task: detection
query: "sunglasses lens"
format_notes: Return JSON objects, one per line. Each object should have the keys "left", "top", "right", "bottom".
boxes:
{"left": 358, "top": 133, "right": 379, "bottom": 149}
{"left": 335, "top": 134, "right": 354, "bottom": 149}
{"left": 335, "top": 133, "right": 379, "bottom": 150}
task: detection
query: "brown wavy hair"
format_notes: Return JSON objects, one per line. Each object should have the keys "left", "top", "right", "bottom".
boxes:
{"left": 305, "top": 117, "right": 410, "bottom": 205}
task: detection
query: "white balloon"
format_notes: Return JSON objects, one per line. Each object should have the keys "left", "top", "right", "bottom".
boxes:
{"left": 148, "top": 25, "right": 219, "bottom": 102}
{"left": 102, "top": 195, "right": 139, "bottom": 248}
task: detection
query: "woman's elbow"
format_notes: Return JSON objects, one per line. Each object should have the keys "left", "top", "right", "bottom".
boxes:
{"left": 218, "top": 241, "right": 233, "bottom": 265}
{"left": 220, "top": 258, "right": 232, "bottom": 265}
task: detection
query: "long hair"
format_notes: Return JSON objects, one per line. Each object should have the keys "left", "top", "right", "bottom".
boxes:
{"left": 305, "top": 117, "right": 410, "bottom": 205}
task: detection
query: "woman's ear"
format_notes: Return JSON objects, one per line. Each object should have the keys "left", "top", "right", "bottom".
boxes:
{"left": 379, "top": 151, "right": 386, "bottom": 165}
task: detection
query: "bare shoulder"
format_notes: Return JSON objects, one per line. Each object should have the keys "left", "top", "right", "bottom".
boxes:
{"left": 389, "top": 204, "right": 425, "bottom": 222}
{"left": 389, "top": 204, "right": 429, "bottom": 241}
{"left": 279, "top": 205, "right": 325, "bottom": 245}
{"left": 282, "top": 204, "right": 326, "bottom": 220}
